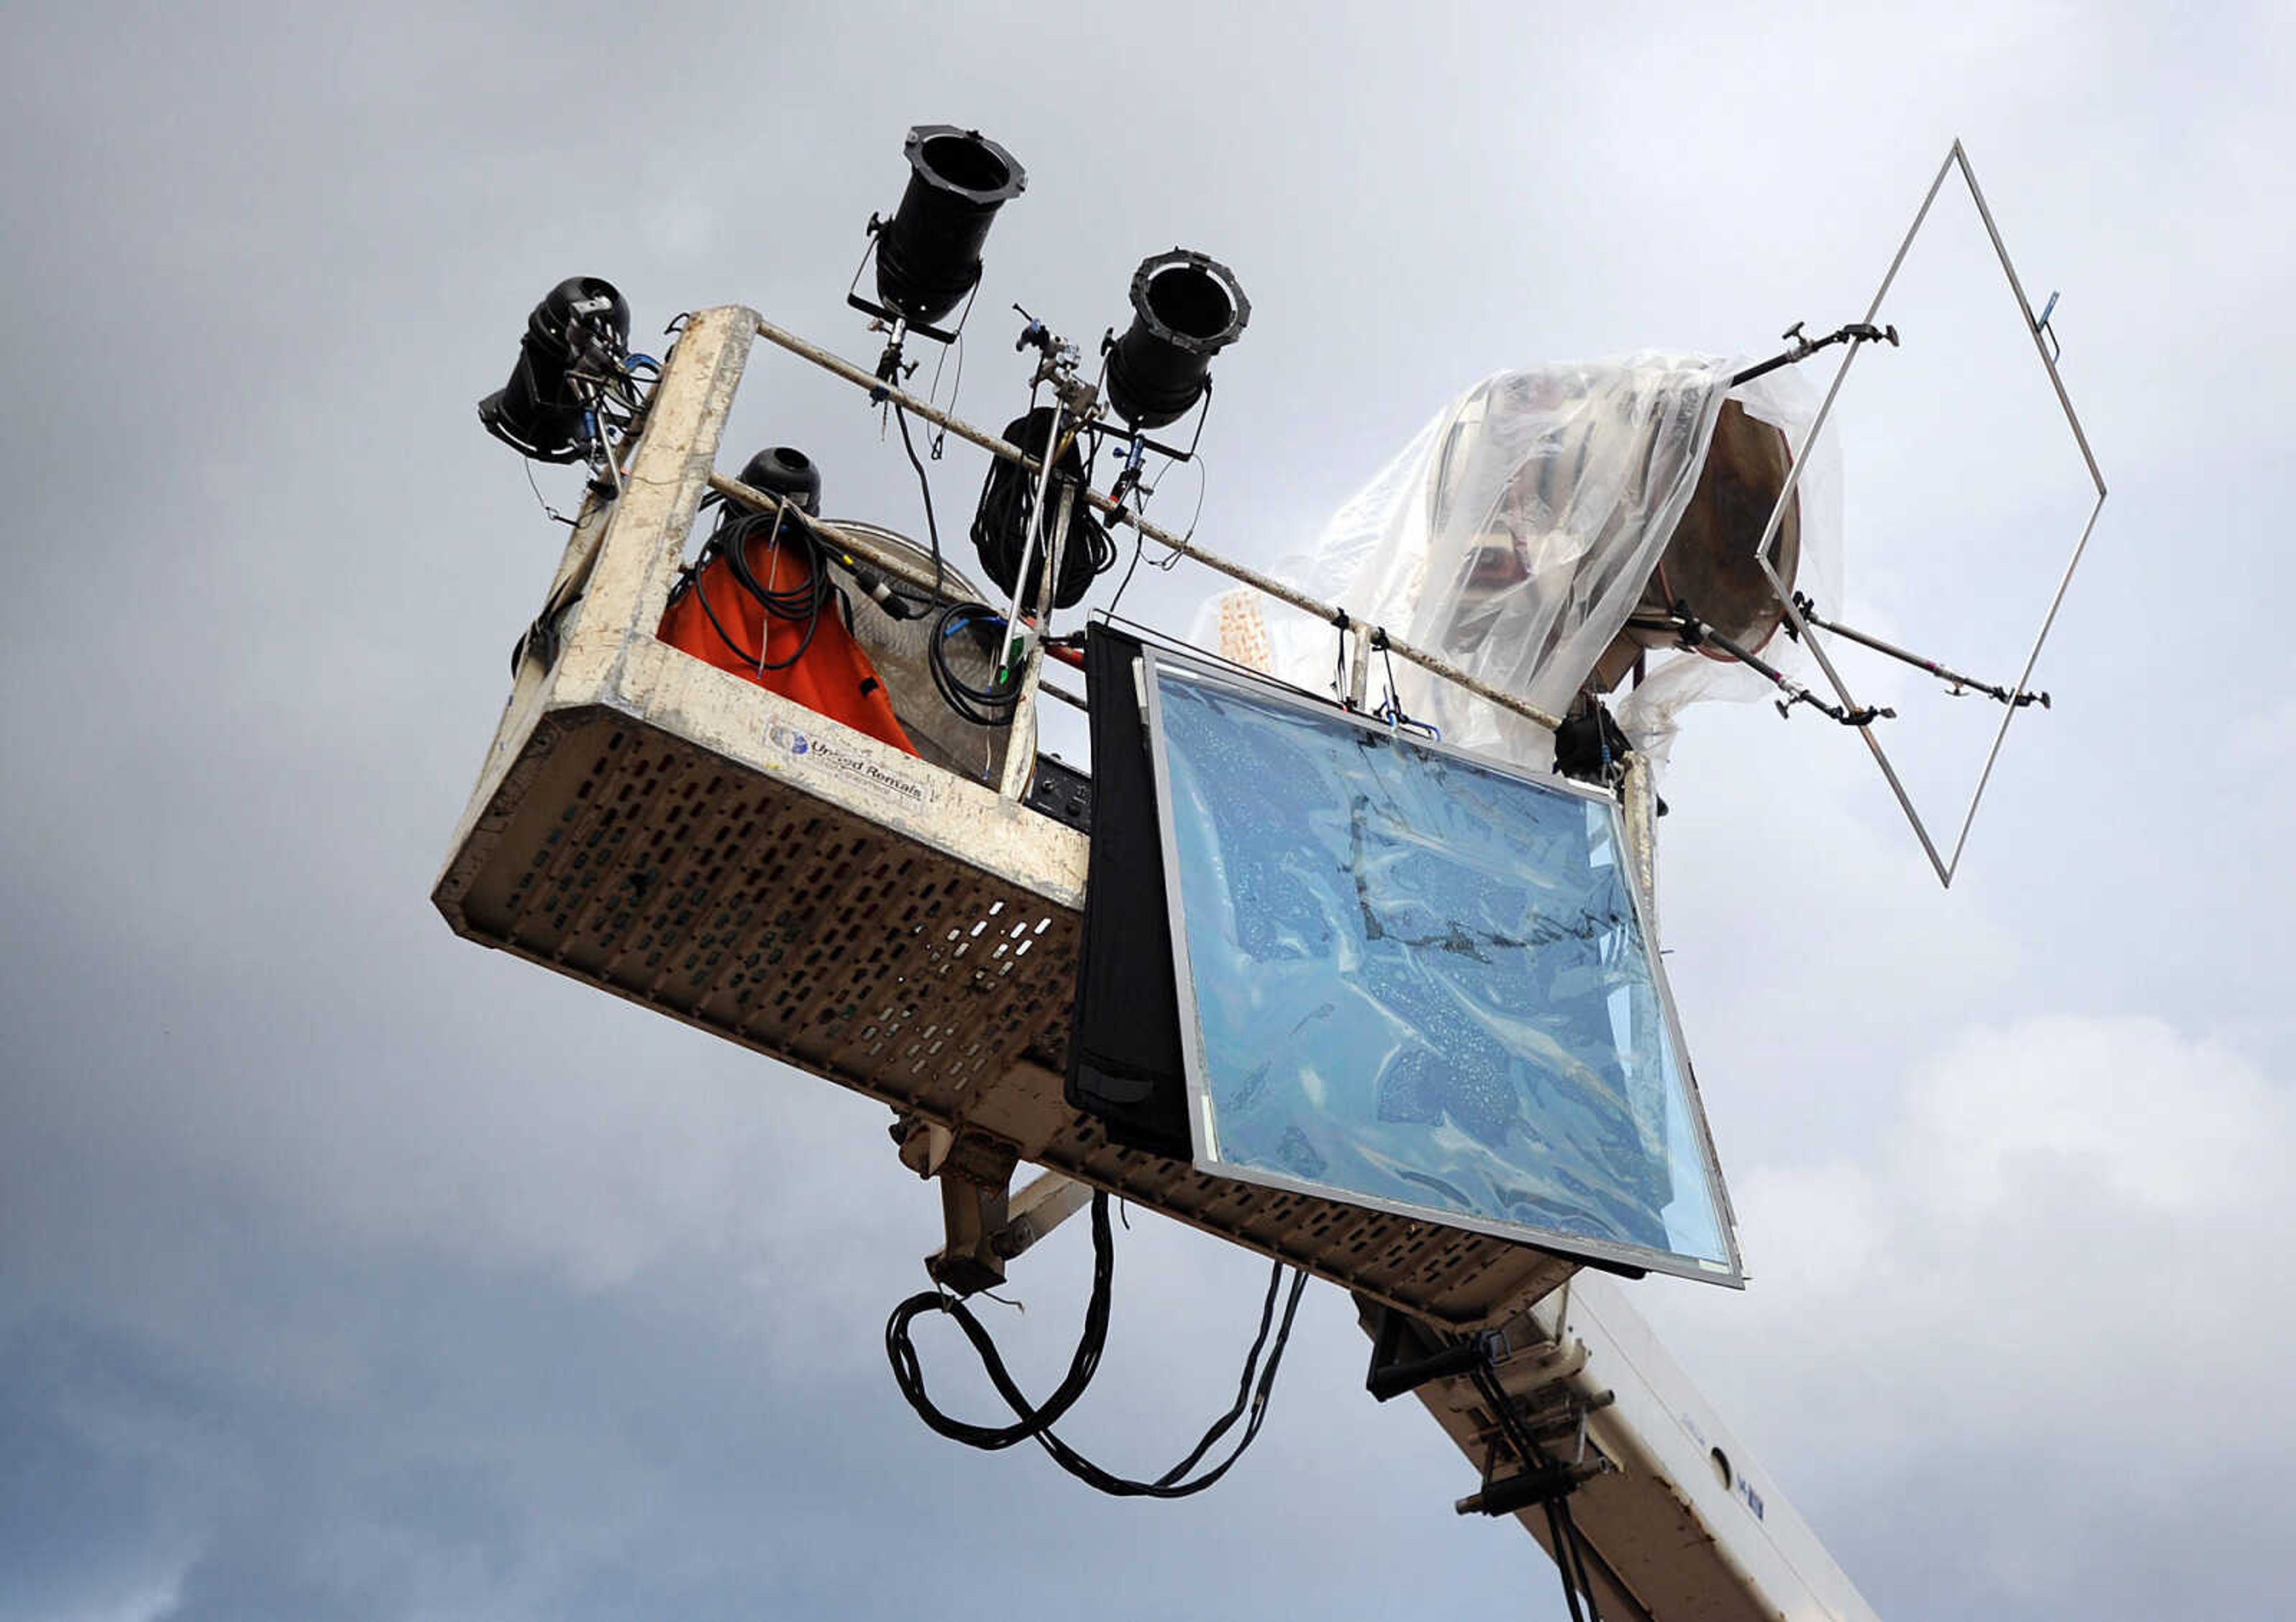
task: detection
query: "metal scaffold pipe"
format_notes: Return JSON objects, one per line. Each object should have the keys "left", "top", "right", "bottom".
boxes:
{"left": 750, "top": 314, "right": 1564, "bottom": 733}
{"left": 704, "top": 470, "right": 946, "bottom": 597}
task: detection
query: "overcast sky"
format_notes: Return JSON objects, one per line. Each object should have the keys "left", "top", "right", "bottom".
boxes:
{"left": 4, "top": 3, "right": 2291, "bottom": 1618}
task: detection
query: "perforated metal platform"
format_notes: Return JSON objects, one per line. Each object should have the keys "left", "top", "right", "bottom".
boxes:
{"left": 434, "top": 307, "right": 1576, "bottom": 1328}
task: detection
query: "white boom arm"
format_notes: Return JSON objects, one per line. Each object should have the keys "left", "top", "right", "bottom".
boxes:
{"left": 1370, "top": 1270, "right": 1880, "bottom": 1622}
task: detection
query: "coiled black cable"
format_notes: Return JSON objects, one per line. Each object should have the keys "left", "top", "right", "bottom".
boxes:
{"left": 674, "top": 485, "right": 1029, "bottom": 742}
{"left": 886, "top": 1190, "right": 1308, "bottom": 1498}
{"left": 927, "top": 602, "right": 1022, "bottom": 728}
{"left": 672, "top": 501, "right": 836, "bottom": 673}
{"left": 972, "top": 407, "right": 1118, "bottom": 611}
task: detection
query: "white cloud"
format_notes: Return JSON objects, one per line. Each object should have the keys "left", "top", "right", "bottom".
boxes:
{"left": 1910, "top": 1016, "right": 2288, "bottom": 1218}
{"left": 1642, "top": 1011, "right": 2296, "bottom": 1608}
{"left": 2252, "top": 695, "right": 2296, "bottom": 766}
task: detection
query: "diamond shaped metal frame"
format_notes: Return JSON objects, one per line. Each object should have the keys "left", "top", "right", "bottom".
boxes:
{"left": 1750, "top": 140, "right": 2109, "bottom": 887}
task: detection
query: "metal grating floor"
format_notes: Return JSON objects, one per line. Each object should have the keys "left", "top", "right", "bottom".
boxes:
{"left": 448, "top": 707, "right": 1080, "bottom": 1120}
{"left": 436, "top": 699, "right": 1573, "bottom": 1328}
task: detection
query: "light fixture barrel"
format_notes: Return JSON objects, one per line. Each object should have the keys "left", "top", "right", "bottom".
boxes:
{"left": 734, "top": 446, "right": 822, "bottom": 517}
{"left": 874, "top": 126, "right": 1027, "bottom": 328}
{"left": 1106, "top": 249, "right": 1250, "bottom": 429}
{"left": 478, "top": 276, "right": 631, "bottom": 462}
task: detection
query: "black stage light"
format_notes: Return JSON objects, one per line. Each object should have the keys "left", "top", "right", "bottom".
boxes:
{"left": 1105, "top": 249, "right": 1250, "bottom": 430}
{"left": 735, "top": 446, "right": 822, "bottom": 516}
{"left": 479, "top": 277, "right": 631, "bottom": 462}
{"left": 874, "top": 126, "right": 1027, "bottom": 329}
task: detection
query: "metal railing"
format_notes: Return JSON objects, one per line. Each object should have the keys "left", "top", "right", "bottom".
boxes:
{"left": 710, "top": 312, "right": 1565, "bottom": 736}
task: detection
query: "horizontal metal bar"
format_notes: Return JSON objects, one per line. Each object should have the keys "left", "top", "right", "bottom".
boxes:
{"left": 991, "top": 1170, "right": 1094, "bottom": 1261}
{"left": 706, "top": 471, "right": 952, "bottom": 599}
{"left": 707, "top": 470, "right": 1086, "bottom": 721}
{"left": 751, "top": 315, "right": 1564, "bottom": 734}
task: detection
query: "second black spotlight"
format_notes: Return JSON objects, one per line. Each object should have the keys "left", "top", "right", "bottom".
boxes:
{"left": 1106, "top": 249, "right": 1250, "bottom": 431}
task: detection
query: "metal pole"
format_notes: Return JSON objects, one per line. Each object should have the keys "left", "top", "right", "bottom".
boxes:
{"left": 1793, "top": 600, "right": 2047, "bottom": 708}
{"left": 1698, "top": 620, "right": 1889, "bottom": 727}
{"left": 1345, "top": 620, "right": 1373, "bottom": 712}
{"left": 707, "top": 472, "right": 952, "bottom": 599}
{"left": 997, "top": 485, "right": 1072, "bottom": 802}
{"left": 997, "top": 417, "right": 1065, "bottom": 683}
{"left": 749, "top": 314, "right": 1564, "bottom": 733}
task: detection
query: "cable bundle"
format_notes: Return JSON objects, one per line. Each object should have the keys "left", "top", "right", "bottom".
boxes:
{"left": 1465, "top": 1355, "right": 1611, "bottom": 1622}
{"left": 674, "top": 502, "right": 838, "bottom": 672}
{"left": 886, "top": 1190, "right": 1307, "bottom": 1499}
{"left": 972, "top": 407, "right": 1116, "bottom": 611}
{"left": 925, "top": 603, "right": 1022, "bottom": 728}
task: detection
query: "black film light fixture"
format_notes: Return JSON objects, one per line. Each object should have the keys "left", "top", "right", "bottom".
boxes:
{"left": 1105, "top": 249, "right": 1250, "bottom": 430}
{"left": 733, "top": 446, "right": 822, "bottom": 517}
{"left": 478, "top": 277, "right": 633, "bottom": 463}
{"left": 868, "top": 125, "right": 1028, "bottom": 335}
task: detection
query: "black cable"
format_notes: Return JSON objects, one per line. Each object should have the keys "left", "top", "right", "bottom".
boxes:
{"left": 1467, "top": 1359, "right": 1604, "bottom": 1622}
{"left": 886, "top": 1190, "right": 1309, "bottom": 1499}
{"left": 672, "top": 503, "right": 833, "bottom": 674}
{"left": 722, "top": 507, "right": 823, "bottom": 621}
{"left": 1469, "top": 1364, "right": 1586, "bottom": 1622}
{"left": 972, "top": 407, "right": 1118, "bottom": 611}
{"left": 1104, "top": 530, "right": 1151, "bottom": 624}
{"left": 685, "top": 553, "right": 762, "bottom": 667}
{"left": 886, "top": 1193, "right": 1119, "bottom": 1452}
{"left": 581, "top": 355, "right": 654, "bottom": 451}
{"left": 662, "top": 498, "right": 745, "bottom": 660}
{"left": 1555, "top": 1499, "right": 1605, "bottom": 1622}
{"left": 891, "top": 404, "right": 948, "bottom": 602}
{"left": 1037, "top": 1267, "right": 1303, "bottom": 1501}
{"left": 1101, "top": 446, "right": 1201, "bottom": 625}
{"left": 695, "top": 477, "right": 991, "bottom": 728}
{"left": 926, "top": 602, "right": 1022, "bottom": 727}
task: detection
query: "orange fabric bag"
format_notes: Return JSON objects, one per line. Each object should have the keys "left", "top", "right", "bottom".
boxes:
{"left": 658, "top": 529, "right": 919, "bottom": 756}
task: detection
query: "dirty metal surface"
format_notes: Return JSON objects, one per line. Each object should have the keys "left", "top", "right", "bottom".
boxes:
{"left": 436, "top": 693, "right": 1574, "bottom": 1328}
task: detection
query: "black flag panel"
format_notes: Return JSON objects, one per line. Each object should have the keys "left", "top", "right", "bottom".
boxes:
{"left": 1065, "top": 624, "right": 1195, "bottom": 1159}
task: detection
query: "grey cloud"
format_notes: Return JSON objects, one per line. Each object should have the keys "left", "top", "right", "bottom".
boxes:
{"left": 5, "top": 2, "right": 2291, "bottom": 1619}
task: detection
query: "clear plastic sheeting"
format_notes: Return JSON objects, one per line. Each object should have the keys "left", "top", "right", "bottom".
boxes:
{"left": 1145, "top": 651, "right": 1739, "bottom": 1282}
{"left": 1202, "top": 358, "right": 1842, "bottom": 772}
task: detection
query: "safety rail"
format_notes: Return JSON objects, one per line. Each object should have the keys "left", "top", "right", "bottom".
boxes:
{"left": 734, "top": 312, "right": 1567, "bottom": 735}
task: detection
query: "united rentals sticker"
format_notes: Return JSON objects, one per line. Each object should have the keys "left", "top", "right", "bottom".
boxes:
{"left": 767, "top": 721, "right": 934, "bottom": 808}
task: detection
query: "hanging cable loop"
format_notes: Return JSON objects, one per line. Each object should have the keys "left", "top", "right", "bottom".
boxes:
{"left": 885, "top": 1190, "right": 1308, "bottom": 1499}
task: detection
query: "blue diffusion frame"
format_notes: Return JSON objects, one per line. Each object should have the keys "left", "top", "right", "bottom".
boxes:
{"left": 1141, "top": 646, "right": 1742, "bottom": 1286}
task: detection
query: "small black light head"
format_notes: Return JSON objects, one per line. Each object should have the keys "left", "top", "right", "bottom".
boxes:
{"left": 1106, "top": 249, "right": 1250, "bottom": 430}
{"left": 874, "top": 126, "right": 1027, "bottom": 328}
{"left": 735, "top": 446, "right": 822, "bottom": 517}
{"left": 478, "top": 277, "right": 631, "bottom": 462}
